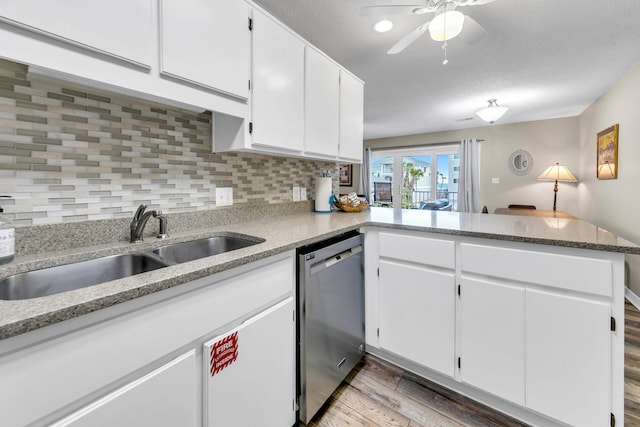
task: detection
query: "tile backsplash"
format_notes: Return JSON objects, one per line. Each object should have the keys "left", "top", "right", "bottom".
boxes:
{"left": 0, "top": 59, "right": 338, "bottom": 227}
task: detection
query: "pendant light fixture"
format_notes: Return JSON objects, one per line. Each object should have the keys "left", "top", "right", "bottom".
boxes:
{"left": 476, "top": 99, "right": 509, "bottom": 123}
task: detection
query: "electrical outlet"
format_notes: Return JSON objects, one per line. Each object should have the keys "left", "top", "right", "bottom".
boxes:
{"left": 300, "top": 187, "right": 307, "bottom": 200}
{"left": 216, "top": 187, "right": 233, "bottom": 206}
{"left": 292, "top": 186, "right": 301, "bottom": 202}
{"left": 491, "top": 177, "right": 500, "bottom": 184}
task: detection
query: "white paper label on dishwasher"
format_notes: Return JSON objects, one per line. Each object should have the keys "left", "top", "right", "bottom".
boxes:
{"left": 0, "top": 228, "right": 15, "bottom": 257}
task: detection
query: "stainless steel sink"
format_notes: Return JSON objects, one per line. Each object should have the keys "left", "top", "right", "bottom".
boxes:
{"left": 153, "top": 234, "right": 265, "bottom": 264}
{"left": 0, "top": 253, "right": 169, "bottom": 300}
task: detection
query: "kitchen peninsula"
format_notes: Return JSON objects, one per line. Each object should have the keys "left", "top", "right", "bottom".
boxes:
{"left": 0, "top": 207, "right": 636, "bottom": 426}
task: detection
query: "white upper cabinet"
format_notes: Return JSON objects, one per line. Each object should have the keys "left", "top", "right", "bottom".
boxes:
{"left": 250, "top": 9, "right": 304, "bottom": 153}
{"left": 159, "top": 0, "right": 250, "bottom": 100}
{"left": 304, "top": 47, "right": 340, "bottom": 159}
{"left": 0, "top": 0, "right": 153, "bottom": 68}
{"left": 339, "top": 70, "right": 364, "bottom": 163}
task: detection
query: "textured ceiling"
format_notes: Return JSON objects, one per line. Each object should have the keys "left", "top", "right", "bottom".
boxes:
{"left": 250, "top": 0, "right": 640, "bottom": 140}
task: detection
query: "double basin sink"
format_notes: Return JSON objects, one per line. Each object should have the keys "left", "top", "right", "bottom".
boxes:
{"left": 0, "top": 234, "right": 265, "bottom": 301}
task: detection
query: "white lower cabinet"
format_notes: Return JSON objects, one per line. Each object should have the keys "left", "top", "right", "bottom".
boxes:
{"left": 52, "top": 351, "right": 197, "bottom": 427}
{"left": 525, "top": 289, "right": 611, "bottom": 427}
{"left": 204, "top": 298, "right": 294, "bottom": 427}
{"left": 459, "top": 278, "right": 525, "bottom": 405}
{"left": 0, "top": 253, "right": 295, "bottom": 427}
{"left": 365, "top": 228, "right": 624, "bottom": 427}
{"left": 379, "top": 260, "right": 455, "bottom": 377}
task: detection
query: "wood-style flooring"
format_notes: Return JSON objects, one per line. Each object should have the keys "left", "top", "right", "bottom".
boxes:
{"left": 304, "top": 300, "right": 640, "bottom": 426}
{"left": 625, "top": 300, "right": 640, "bottom": 426}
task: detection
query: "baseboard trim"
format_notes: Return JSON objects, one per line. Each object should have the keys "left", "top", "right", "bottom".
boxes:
{"left": 626, "top": 287, "right": 640, "bottom": 310}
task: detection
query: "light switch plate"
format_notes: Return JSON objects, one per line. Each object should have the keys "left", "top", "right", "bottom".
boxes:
{"left": 292, "top": 186, "right": 301, "bottom": 202}
{"left": 300, "top": 187, "right": 307, "bottom": 200}
{"left": 216, "top": 187, "right": 233, "bottom": 206}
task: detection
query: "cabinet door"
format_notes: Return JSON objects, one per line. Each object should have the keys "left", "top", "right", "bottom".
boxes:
{"left": 251, "top": 9, "right": 304, "bottom": 152}
{"left": 204, "top": 298, "right": 295, "bottom": 427}
{"left": 0, "top": 0, "right": 152, "bottom": 68}
{"left": 159, "top": 0, "right": 249, "bottom": 99}
{"left": 338, "top": 70, "right": 364, "bottom": 163}
{"left": 526, "top": 290, "right": 611, "bottom": 427}
{"left": 304, "top": 47, "right": 339, "bottom": 158}
{"left": 379, "top": 260, "right": 455, "bottom": 377}
{"left": 52, "top": 351, "right": 197, "bottom": 427}
{"left": 459, "top": 278, "right": 525, "bottom": 406}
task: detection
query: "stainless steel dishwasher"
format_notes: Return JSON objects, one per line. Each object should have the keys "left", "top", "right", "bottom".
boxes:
{"left": 297, "top": 231, "right": 365, "bottom": 424}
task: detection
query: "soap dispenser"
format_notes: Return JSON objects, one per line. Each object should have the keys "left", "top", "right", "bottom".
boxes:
{"left": 0, "top": 195, "right": 15, "bottom": 265}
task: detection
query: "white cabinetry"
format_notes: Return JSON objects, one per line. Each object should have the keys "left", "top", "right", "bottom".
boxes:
{"left": 376, "top": 232, "right": 456, "bottom": 377}
{"left": 250, "top": 8, "right": 304, "bottom": 153}
{"left": 159, "top": 0, "right": 250, "bottom": 99}
{"left": 339, "top": 70, "right": 365, "bottom": 163}
{"left": 525, "top": 290, "right": 610, "bottom": 427}
{"left": 204, "top": 298, "right": 294, "bottom": 427}
{"left": 364, "top": 228, "right": 624, "bottom": 427}
{"left": 52, "top": 351, "right": 197, "bottom": 427}
{"left": 0, "top": 253, "right": 295, "bottom": 427}
{"left": 0, "top": 0, "right": 247, "bottom": 117}
{"left": 303, "top": 47, "right": 365, "bottom": 163}
{"left": 0, "top": 0, "right": 153, "bottom": 68}
{"left": 212, "top": 6, "right": 364, "bottom": 162}
{"left": 459, "top": 241, "right": 618, "bottom": 426}
{"left": 459, "top": 278, "right": 525, "bottom": 405}
{"left": 304, "top": 47, "right": 340, "bottom": 159}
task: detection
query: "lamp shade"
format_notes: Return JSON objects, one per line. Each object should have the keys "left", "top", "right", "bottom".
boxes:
{"left": 429, "top": 9, "right": 464, "bottom": 41}
{"left": 537, "top": 163, "right": 578, "bottom": 182}
{"left": 476, "top": 99, "right": 508, "bottom": 123}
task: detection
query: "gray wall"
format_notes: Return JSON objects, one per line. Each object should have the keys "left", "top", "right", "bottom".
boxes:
{"left": 577, "top": 64, "right": 640, "bottom": 295}
{"left": 365, "top": 117, "right": 581, "bottom": 215}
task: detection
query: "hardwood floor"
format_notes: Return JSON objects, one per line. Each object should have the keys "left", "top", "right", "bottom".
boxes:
{"left": 625, "top": 301, "right": 640, "bottom": 426}
{"left": 304, "top": 300, "right": 640, "bottom": 426}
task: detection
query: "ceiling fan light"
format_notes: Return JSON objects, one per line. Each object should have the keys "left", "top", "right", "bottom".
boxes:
{"left": 476, "top": 99, "right": 508, "bottom": 123}
{"left": 373, "top": 19, "right": 393, "bottom": 33}
{"left": 429, "top": 9, "right": 464, "bottom": 41}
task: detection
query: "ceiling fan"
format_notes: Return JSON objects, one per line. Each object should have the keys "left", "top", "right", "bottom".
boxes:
{"left": 361, "top": 0, "right": 497, "bottom": 59}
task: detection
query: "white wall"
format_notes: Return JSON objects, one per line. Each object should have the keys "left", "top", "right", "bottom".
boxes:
{"left": 365, "top": 117, "right": 581, "bottom": 215}
{"left": 577, "top": 63, "right": 640, "bottom": 294}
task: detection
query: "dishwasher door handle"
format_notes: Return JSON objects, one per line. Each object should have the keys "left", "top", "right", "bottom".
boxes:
{"left": 309, "top": 245, "right": 362, "bottom": 275}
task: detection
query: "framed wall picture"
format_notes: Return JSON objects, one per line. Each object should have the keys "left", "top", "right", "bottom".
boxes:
{"left": 596, "top": 124, "right": 619, "bottom": 180}
{"left": 339, "top": 163, "right": 352, "bottom": 187}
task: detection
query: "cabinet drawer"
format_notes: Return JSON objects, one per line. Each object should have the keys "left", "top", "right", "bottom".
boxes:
{"left": 379, "top": 232, "right": 455, "bottom": 269}
{"left": 460, "top": 243, "right": 612, "bottom": 297}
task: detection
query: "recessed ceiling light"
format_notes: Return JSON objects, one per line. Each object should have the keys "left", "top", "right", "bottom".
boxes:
{"left": 373, "top": 19, "right": 393, "bottom": 33}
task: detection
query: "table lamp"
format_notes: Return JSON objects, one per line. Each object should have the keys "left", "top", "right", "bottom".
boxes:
{"left": 537, "top": 163, "right": 578, "bottom": 211}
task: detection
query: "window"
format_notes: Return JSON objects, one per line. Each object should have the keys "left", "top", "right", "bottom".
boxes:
{"left": 370, "top": 145, "right": 460, "bottom": 210}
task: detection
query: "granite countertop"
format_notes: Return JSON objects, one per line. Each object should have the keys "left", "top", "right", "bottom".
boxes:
{"left": 1, "top": 207, "right": 639, "bottom": 341}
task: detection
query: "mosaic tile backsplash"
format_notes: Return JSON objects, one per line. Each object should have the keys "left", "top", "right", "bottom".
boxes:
{"left": 0, "top": 59, "right": 338, "bottom": 227}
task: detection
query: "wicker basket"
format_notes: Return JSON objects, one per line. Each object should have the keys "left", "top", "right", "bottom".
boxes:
{"left": 334, "top": 200, "right": 368, "bottom": 212}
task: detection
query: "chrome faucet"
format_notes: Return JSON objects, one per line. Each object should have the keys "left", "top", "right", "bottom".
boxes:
{"left": 130, "top": 204, "right": 168, "bottom": 243}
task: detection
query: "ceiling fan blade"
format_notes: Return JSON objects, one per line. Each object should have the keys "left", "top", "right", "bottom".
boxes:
{"left": 387, "top": 22, "right": 430, "bottom": 54}
{"left": 359, "top": 5, "right": 425, "bottom": 17}
{"left": 459, "top": 15, "right": 487, "bottom": 44}
{"left": 453, "top": 0, "right": 498, "bottom": 6}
